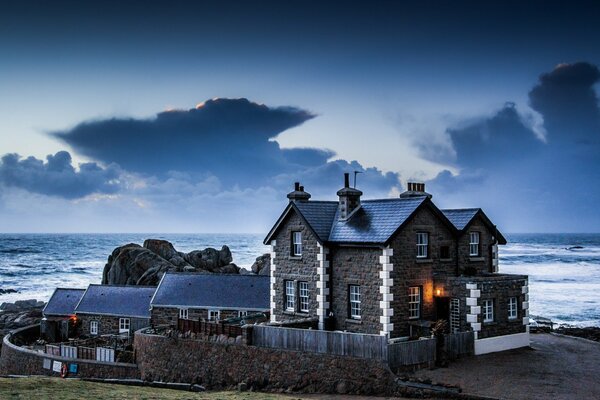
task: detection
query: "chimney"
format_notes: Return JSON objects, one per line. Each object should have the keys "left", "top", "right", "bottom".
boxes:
{"left": 337, "top": 173, "right": 362, "bottom": 220}
{"left": 400, "top": 181, "right": 432, "bottom": 199}
{"left": 287, "top": 181, "right": 311, "bottom": 202}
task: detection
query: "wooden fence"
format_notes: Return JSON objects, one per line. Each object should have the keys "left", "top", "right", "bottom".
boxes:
{"left": 388, "top": 338, "right": 437, "bottom": 369}
{"left": 44, "top": 342, "right": 131, "bottom": 364}
{"left": 177, "top": 319, "right": 244, "bottom": 338}
{"left": 444, "top": 331, "right": 474, "bottom": 359}
{"left": 252, "top": 325, "right": 389, "bottom": 360}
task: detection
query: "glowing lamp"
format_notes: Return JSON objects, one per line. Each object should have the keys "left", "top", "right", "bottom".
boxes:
{"left": 435, "top": 288, "right": 442, "bottom": 296}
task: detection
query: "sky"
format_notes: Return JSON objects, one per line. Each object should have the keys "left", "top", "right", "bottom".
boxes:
{"left": 0, "top": 0, "right": 599, "bottom": 233}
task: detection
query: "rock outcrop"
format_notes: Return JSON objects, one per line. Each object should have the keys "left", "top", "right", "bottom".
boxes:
{"left": 0, "top": 300, "right": 45, "bottom": 344}
{"left": 102, "top": 239, "right": 241, "bottom": 285}
{"left": 250, "top": 253, "right": 271, "bottom": 276}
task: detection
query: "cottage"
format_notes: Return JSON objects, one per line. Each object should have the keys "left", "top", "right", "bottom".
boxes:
{"left": 264, "top": 175, "right": 529, "bottom": 355}
{"left": 41, "top": 288, "right": 86, "bottom": 342}
{"left": 150, "top": 272, "right": 270, "bottom": 326}
{"left": 74, "top": 284, "right": 155, "bottom": 337}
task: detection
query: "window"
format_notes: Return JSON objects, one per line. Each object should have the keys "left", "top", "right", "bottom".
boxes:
{"left": 470, "top": 232, "right": 480, "bottom": 256}
{"left": 349, "top": 285, "right": 361, "bottom": 319}
{"left": 483, "top": 299, "right": 494, "bottom": 323}
{"left": 119, "top": 318, "right": 130, "bottom": 334}
{"left": 416, "top": 232, "right": 428, "bottom": 258}
{"left": 238, "top": 310, "right": 248, "bottom": 318}
{"left": 292, "top": 231, "right": 302, "bottom": 256}
{"left": 409, "top": 287, "right": 421, "bottom": 319}
{"left": 440, "top": 245, "right": 450, "bottom": 259}
{"left": 208, "top": 310, "right": 220, "bottom": 321}
{"left": 90, "top": 320, "right": 99, "bottom": 335}
{"left": 285, "top": 280, "right": 296, "bottom": 311}
{"left": 299, "top": 281, "right": 309, "bottom": 312}
{"left": 508, "top": 297, "right": 518, "bottom": 319}
{"left": 179, "top": 308, "right": 189, "bottom": 320}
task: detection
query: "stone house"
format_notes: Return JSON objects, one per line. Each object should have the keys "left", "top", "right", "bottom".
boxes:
{"left": 264, "top": 175, "right": 529, "bottom": 355}
{"left": 74, "top": 285, "right": 155, "bottom": 337}
{"left": 150, "top": 272, "right": 269, "bottom": 326}
{"left": 41, "top": 288, "right": 85, "bottom": 342}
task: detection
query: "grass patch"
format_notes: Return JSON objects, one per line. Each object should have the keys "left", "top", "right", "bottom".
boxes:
{"left": 0, "top": 377, "right": 298, "bottom": 400}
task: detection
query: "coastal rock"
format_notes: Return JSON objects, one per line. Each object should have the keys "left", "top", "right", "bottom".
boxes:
{"left": 0, "top": 299, "right": 45, "bottom": 344}
{"left": 251, "top": 253, "right": 271, "bottom": 276}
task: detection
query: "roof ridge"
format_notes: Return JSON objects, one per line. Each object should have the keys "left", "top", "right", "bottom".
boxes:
{"left": 164, "top": 272, "right": 268, "bottom": 278}
{"left": 361, "top": 197, "right": 427, "bottom": 203}
{"left": 441, "top": 208, "right": 481, "bottom": 212}
{"left": 87, "top": 283, "right": 157, "bottom": 288}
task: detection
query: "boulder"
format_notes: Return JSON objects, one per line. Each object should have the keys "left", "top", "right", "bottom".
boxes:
{"left": 143, "top": 239, "right": 179, "bottom": 261}
{"left": 251, "top": 253, "right": 271, "bottom": 276}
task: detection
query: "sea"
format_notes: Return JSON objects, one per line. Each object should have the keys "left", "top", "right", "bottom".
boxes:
{"left": 0, "top": 233, "right": 599, "bottom": 327}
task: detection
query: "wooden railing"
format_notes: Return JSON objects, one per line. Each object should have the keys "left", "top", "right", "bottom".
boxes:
{"left": 177, "top": 319, "right": 249, "bottom": 342}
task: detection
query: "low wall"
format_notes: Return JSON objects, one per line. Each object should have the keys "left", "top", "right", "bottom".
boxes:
{"left": 0, "top": 325, "right": 139, "bottom": 379}
{"left": 134, "top": 331, "right": 398, "bottom": 395}
{"left": 474, "top": 332, "right": 530, "bottom": 355}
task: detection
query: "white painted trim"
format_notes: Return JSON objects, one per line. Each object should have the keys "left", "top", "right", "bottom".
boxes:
{"left": 379, "top": 246, "right": 394, "bottom": 337}
{"left": 474, "top": 332, "right": 530, "bottom": 355}
{"left": 317, "top": 243, "right": 329, "bottom": 330}
{"left": 269, "top": 240, "right": 277, "bottom": 323}
{"left": 466, "top": 282, "right": 481, "bottom": 333}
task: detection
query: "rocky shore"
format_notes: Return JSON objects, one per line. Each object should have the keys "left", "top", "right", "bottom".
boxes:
{"left": 0, "top": 299, "right": 45, "bottom": 346}
{"left": 554, "top": 326, "right": 600, "bottom": 342}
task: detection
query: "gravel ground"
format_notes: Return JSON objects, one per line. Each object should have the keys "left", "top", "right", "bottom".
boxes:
{"left": 413, "top": 333, "right": 600, "bottom": 400}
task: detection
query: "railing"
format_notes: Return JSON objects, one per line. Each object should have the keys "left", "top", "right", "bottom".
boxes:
{"left": 444, "top": 331, "right": 474, "bottom": 359}
{"left": 253, "top": 325, "right": 388, "bottom": 360}
{"left": 388, "top": 337, "right": 437, "bottom": 369}
{"left": 177, "top": 319, "right": 244, "bottom": 338}
{"left": 44, "top": 341, "right": 134, "bottom": 364}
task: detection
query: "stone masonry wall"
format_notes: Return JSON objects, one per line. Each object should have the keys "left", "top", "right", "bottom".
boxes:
{"left": 478, "top": 276, "right": 528, "bottom": 339}
{"left": 388, "top": 205, "right": 456, "bottom": 338}
{"left": 272, "top": 210, "right": 319, "bottom": 322}
{"left": 134, "top": 331, "right": 398, "bottom": 395}
{"left": 328, "top": 246, "right": 381, "bottom": 334}
{"left": 151, "top": 307, "right": 246, "bottom": 326}
{"left": 0, "top": 325, "right": 139, "bottom": 379}
{"left": 457, "top": 217, "right": 495, "bottom": 275}
{"left": 78, "top": 314, "right": 148, "bottom": 336}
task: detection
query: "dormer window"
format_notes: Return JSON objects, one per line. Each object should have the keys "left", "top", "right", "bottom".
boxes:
{"left": 469, "top": 232, "right": 480, "bottom": 256}
{"left": 292, "top": 231, "right": 302, "bottom": 256}
{"left": 416, "top": 232, "right": 428, "bottom": 258}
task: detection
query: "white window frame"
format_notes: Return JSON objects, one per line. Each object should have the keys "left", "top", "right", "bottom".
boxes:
{"left": 298, "top": 281, "right": 309, "bottom": 313}
{"left": 483, "top": 299, "right": 494, "bottom": 323}
{"left": 416, "top": 232, "right": 428, "bottom": 258}
{"left": 90, "top": 320, "right": 99, "bottom": 335}
{"left": 119, "top": 318, "right": 130, "bottom": 334}
{"left": 508, "top": 297, "right": 518, "bottom": 320}
{"left": 285, "top": 280, "right": 296, "bottom": 311}
{"left": 349, "top": 285, "right": 361, "bottom": 319}
{"left": 292, "top": 231, "right": 302, "bottom": 256}
{"left": 179, "top": 308, "right": 189, "bottom": 320}
{"left": 470, "top": 232, "right": 480, "bottom": 256}
{"left": 238, "top": 310, "right": 248, "bottom": 318}
{"left": 409, "top": 286, "right": 421, "bottom": 319}
{"left": 208, "top": 310, "right": 220, "bottom": 321}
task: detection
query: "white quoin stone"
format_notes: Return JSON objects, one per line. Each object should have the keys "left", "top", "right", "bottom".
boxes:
{"left": 382, "top": 308, "right": 394, "bottom": 317}
{"left": 470, "top": 289, "right": 481, "bottom": 298}
{"left": 382, "top": 248, "right": 393, "bottom": 256}
{"left": 471, "top": 322, "right": 481, "bottom": 332}
{"left": 470, "top": 306, "right": 481, "bottom": 314}
{"left": 379, "top": 255, "right": 391, "bottom": 264}
{"left": 381, "top": 263, "right": 393, "bottom": 272}
{"left": 382, "top": 278, "right": 394, "bottom": 287}
{"left": 382, "top": 293, "right": 394, "bottom": 302}
{"left": 379, "top": 271, "right": 391, "bottom": 280}
{"left": 467, "top": 314, "right": 478, "bottom": 323}
{"left": 522, "top": 285, "right": 529, "bottom": 294}
{"left": 522, "top": 301, "right": 529, "bottom": 310}
{"left": 466, "top": 297, "right": 478, "bottom": 307}
{"left": 466, "top": 283, "right": 478, "bottom": 290}
{"left": 380, "top": 316, "right": 391, "bottom": 324}
{"left": 379, "top": 286, "right": 391, "bottom": 294}
{"left": 522, "top": 317, "right": 530, "bottom": 325}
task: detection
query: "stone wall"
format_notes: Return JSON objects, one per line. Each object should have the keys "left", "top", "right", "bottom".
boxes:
{"left": 328, "top": 246, "right": 381, "bottom": 334}
{"left": 78, "top": 313, "right": 149, "bottom": 336}
{"left": 272, "top": 210, "right": 320, "bottom": 323}
{"left": 151, "top": 307, "right": 246, "bottom": 326}
{"left": 0, "top": 325, "right": 139, "bottom": 379}
{"left": 456, "top": 216, "right": 495, "bottom": 275}
{"left": 134, "top": 331, "right": 398, "bottom": 395}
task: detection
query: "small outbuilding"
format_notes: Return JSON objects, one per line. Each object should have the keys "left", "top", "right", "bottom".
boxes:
{"left": 150, "top": 272, "right": 270, "bottom": 326}
{"left": 74, "top": 284, "right": 155, "bottom": 337}
{"left": 41, "top": 288, "right": 86, "bottom": 342}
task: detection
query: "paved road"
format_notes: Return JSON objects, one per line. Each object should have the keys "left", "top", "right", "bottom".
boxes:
{"left": 413, "top": 333, "right": 600, "bottom": 399}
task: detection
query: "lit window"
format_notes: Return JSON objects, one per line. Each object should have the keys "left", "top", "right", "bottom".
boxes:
{"left": 238, "top": 310, "right": 248, "bottom": 318}
{"left": 417, "top": 232, "right": 428, "bottom": 258}
{"left": 119, "top": 318, "right": 130, "bottom": 333}
{"left": 409, "top": 287, "right": 421, "bottom": 319}
{"left": 292, "top": 232, "right": 302, "bottom": 256}
{"left": 285, "top": 280, "right": 296, "bottom": 311}
{"left": 470, "top": 232, "right": 480, "bottom": 256}
{"left": 179, "top": 308, "right": 189, "bottom": 320}
{"left": 90, "top": 320, "right": 99, "bottom": 335}
{"left": 208, "top": 310, "right": 220, "bottom": 321}
{"left": 483, "top": 299, "right": 494, "bottom": 322}
{"left": 349, "top": 285, "right": 361, "bottom": 319}
{"left": 508, "top": 297, "right": 518, "bottom": 319}
{"left": 299, "top": 282, "right": 310, "bottom": 312}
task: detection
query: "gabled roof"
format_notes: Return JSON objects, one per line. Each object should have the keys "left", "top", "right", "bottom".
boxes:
{"left": 442, "top": 208, "right": 507, "bottom": 244}
{"left": 43, "top": 288, "right": 85, "bottom": 317}
{"left": 151, "top": 273, "right": 269, "bottom": 311}
{"left": 75, "top": 284, "right": 155, "bottom": 319}
{"left": 328, "top": 197, "right": 428, "bottom": 244}
{"left": 294, "top": 201, "right": 338, "bottom": 241}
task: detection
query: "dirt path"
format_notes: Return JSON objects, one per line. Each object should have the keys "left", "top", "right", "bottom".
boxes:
{"left": 413, "top": 333, "right": 600, "bottom": 399}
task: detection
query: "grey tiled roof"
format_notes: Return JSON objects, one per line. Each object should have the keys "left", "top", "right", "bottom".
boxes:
{"left": 441, "top": 208, "right": 480, "bottom": 230}
{"left": 151, "top": 273, "right": 270, "bottom": 310}
{"left": 43, "top": 288, "right": 85, "bottom": 316}
{"left": 328, "top": 197, "right": 427, "bottom": 243}
{"left": 75, "top": 285, "right": 155, "bottom": 318}
{"left": 294, "top": 201, "right": 338, "bottom": 242}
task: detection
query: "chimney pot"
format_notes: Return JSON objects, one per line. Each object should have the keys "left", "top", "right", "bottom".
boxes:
{"left": 344, "top": 173, "right": 350, "bottom": 188}
{"left": 299, "top": 185, "right": 304, "bottom": 192}
{"left": 294, "top": 182, "right": 300, "bottom": 191}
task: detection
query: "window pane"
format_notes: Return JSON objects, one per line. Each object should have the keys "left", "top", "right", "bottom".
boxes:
{"left": 285, "top": 280, "right": 296, "bottom": 310}
{"left": 409, "top": 287, "right": 421, "bottom": 319}
{"left": 469, "top": 232, "right": 480, "bottom": 256}
{"left": 417, "top": 233, "right": 428, "bottom": 258}
{"left": 349, "top": 285, "right": 361, "bottom": 319}
{"left": 299, "top": 282, "right": 309, "bottom": 312}
{"left": 292, "top": 232, "right": 302, "bottom": 256}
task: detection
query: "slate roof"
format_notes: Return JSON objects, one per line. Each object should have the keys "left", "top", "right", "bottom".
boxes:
{"left": 328, "top": 197, "right": 428, "bottom": 243}
{"left": 43, "top": 288, "right": 85, "bottom": 316}
{"left": 151, "top": 273, "right": 270, "bottom": 311}
{"left": 441, "top": 208, "right": 480, "bottom": 230}
{"left": 74, "top": 285, "right": 155, "bottom": 318}
{"left": 294, "top": 201, "right": 338, "bottom": 242}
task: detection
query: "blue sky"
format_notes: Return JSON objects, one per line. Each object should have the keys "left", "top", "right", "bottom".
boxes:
{"left": 1, "top": 0, "right": 599, "bottom": 233}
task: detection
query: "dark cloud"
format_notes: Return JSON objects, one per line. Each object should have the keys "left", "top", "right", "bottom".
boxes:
{"left": 0, "top": 151, "right": 122, "bottom": 199}
{"left": 54, "top": 98, "right": 317, "bottom": 186}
